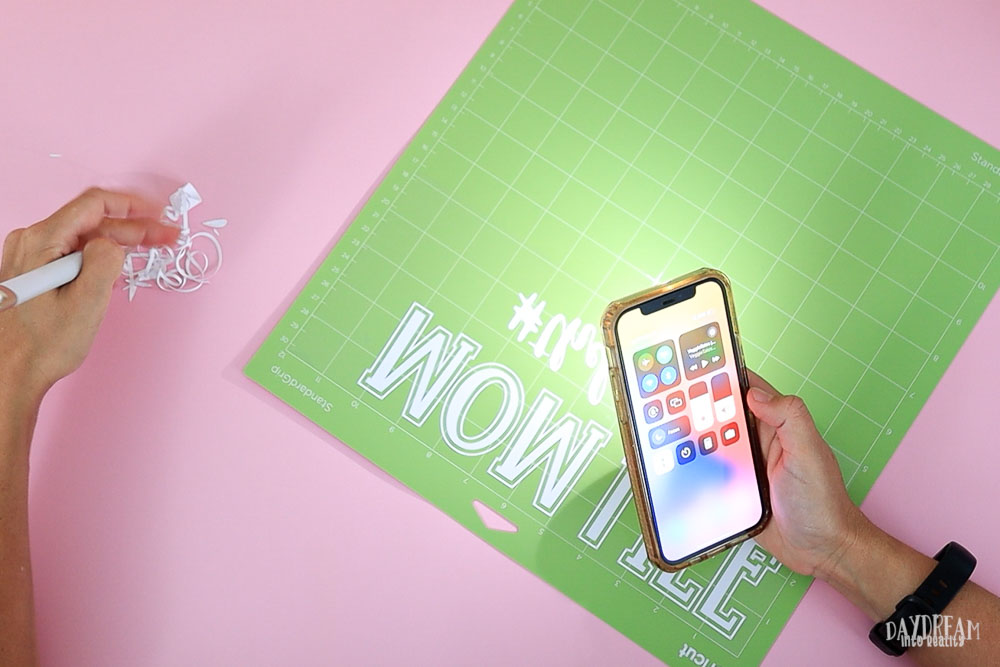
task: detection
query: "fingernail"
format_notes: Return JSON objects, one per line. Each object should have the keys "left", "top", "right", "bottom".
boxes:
{"left": 750, "top": 387, "right": 773, "bottom": 403}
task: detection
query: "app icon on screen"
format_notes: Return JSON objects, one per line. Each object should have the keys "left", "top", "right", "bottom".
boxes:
{"left": 721, "top": 422, "right": 740, "bottom": 446}
{"left": 698, "top": 432, "right": 717, "bottom": 455}
{"left": 679, "top": 322, "right": 726, "bottom": 380}
{"left": 665, "top": 390, "right": 686, "bottom": 415}
{"left": 655, "top": 344, "right": 673, "bottom": 365}
{"left": 643, "top": 400, "right": 664, "bottom": 424}
{"left": 637, "top": 353, "right": 655, "bottom": 372}
{"left": 676, "top": 441, "right": 696, "bottom": 465}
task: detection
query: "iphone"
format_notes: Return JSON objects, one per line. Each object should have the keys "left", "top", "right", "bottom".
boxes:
{"left": 602, "top": 268, "right": 770, "bottom": 571}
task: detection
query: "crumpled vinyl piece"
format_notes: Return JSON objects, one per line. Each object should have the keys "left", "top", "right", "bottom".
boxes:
{"left": 121, "top": 183, "right": 228, "bottom": 301}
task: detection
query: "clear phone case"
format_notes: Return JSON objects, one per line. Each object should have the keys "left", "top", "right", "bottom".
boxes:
{"left": 601, "top": 267, "right": 771, "bottom": 572}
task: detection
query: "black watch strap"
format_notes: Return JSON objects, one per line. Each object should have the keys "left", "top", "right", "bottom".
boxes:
{"left": 870, "top": 541, "right": 976, "bottom": 656}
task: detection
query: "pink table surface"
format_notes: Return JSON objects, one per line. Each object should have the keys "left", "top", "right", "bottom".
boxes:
{"left": 1, "top": 1, "right": 998, "bottom": 665}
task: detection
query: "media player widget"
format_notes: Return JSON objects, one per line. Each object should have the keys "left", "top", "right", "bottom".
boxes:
{"left": 679, "top": 322, "right": 726, "bottom": 380}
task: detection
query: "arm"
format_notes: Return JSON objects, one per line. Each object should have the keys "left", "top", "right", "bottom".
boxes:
{"left": 746, "top": 372, "right": 1000, "bottom": 663}
{"left": 0, "top": 189, "right": 177, "bottom": 665}
{"left": 822, "top": 513, "right": 999, "bottom": 660}
{"left": 0, "top": 368, "right": 42, "bottom": 667}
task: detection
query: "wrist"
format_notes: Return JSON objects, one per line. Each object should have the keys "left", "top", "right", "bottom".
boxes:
{"left": 815, "top": 509, "right": 936, "bottom": 621}
{"left": 814, "top": 508, "right": 874, "bottom": 586}
{"left": 0, "top": 347, "right": 47, "bottom": 418}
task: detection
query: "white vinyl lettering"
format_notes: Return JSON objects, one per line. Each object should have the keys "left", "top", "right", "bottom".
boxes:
{"left": 441, "top": 363, "right": 524, "bottom": 456}
{"left": 578, "top": 460, "right": 632, "bottom": 549}
{"left": 617, "top": 536, "right": 704, "bottom": 609}
{"left": 619, "top": 536, "right": 654, "bottom": 579}
{"left": 694, "top": 540, "right": 781, "bottom": 639}
{"left": 489, "top": 389, "right": 610, "bottom": 515}
{"left": 358, "top": 302, "right": 481, "bottom": 426}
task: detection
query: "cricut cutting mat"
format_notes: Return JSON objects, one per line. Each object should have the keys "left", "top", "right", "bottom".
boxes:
{"left": 246, "top": 0, "right": 1000, "bottom": 663}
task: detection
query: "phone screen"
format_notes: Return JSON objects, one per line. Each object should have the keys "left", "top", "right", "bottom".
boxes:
{"left": 615, "top": 278, "right": 764, "bottom": 564}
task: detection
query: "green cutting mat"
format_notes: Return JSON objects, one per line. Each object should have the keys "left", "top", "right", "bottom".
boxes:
{"left": 246, "top": 0, "right": 1000, "bottom": 663}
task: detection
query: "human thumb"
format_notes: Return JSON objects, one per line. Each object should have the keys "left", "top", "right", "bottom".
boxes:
{"left": 747, "top": 387, "right": 821, "bottom": 452}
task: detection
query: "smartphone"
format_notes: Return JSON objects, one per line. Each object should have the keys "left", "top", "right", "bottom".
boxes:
{"left": 602, "top": 268, "right": 770, "bottom": 571}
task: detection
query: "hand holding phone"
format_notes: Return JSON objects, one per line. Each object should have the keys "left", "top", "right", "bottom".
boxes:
{"left": 603, "top": 269, "right": 770, "bottom": 571}
{"left": 744, "top": 370, "right": 867, "bottom": 578}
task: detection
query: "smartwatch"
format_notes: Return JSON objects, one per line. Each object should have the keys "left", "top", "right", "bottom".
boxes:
{"left": 869, "top": 542, "right": 976, "bottom": 656}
